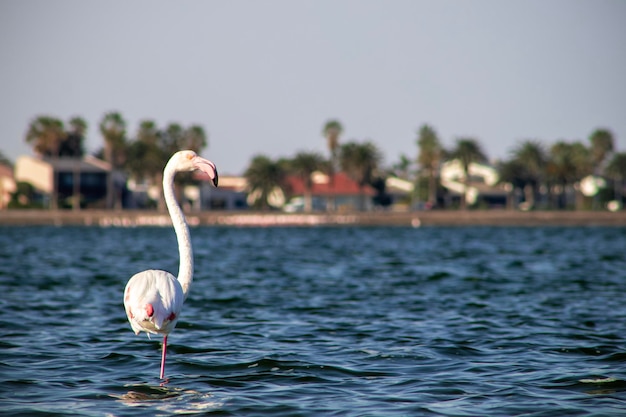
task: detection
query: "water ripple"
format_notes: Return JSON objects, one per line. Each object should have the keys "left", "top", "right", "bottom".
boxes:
{"left": 0, "top": 226, "right": 625, "bottom": 415}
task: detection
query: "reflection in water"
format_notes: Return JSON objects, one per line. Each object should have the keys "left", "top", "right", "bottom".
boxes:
{"left": 112, "top": 385, "right": 226, "bottom": 413}
{"left": 579, "top": 377, "right": 626, "bottom": 395}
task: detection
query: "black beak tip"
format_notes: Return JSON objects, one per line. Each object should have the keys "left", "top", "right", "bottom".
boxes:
{"left": 213, "top": 171, "right": 219, "bottom": 187}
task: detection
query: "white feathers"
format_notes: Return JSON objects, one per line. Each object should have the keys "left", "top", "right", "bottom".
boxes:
{"left": 122, "top": 150, "right": 218, "bottom": 379}
{"left": 123, "top": 269, "right": 184, "bottom": 336}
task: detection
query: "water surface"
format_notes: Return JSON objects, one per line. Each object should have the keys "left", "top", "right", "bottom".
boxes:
{"left": 1, "top": 226, "right": 625, "bottom": 416}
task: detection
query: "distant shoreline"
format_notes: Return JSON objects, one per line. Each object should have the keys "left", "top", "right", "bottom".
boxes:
{"left": 1, "top": 209, "right": 626, "bottom": 227}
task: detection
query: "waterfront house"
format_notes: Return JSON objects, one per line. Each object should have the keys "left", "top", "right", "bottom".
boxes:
{"left": 440, "top": 159, "right": 508, "bottom": 208}
{"left": 284, "top": 171, "right": 377, "bottom": 212}
{"left": 14, "top": 155, "right": 110, "bottom": 209}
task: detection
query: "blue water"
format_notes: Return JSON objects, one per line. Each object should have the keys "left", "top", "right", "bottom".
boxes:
{"left": 1, "top": 225, "right": 626, "bottom": 416}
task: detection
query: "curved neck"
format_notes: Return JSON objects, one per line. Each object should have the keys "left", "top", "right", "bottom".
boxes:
{"left": 163, "top": 164, "right": 193, "bottom": 299}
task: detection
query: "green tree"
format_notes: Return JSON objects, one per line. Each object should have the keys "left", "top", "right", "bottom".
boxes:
{"left": 448, "top": 138, "right": 487, "bottom": 210}
{"left": 100, "top": 111, "right": 127, "bottom": 209}
{"left": 124, "top": 121, "right": 210, "bottom": 210}
{"left": 125, "top": 120, "right": 166, "bottom": 208}
{"left": 137, "top": 120, "right": 160, "bottom": 145}
{"left": 589, "top": 128, "right": 614, "bottom": 176}
{"left": 322, "top": 119, "right": 343, "bottom": 171}
{"left": 244, "top": 155, "right": 288, "bottom": 210}
{"left": 510, "top": 140, "right": 547, "bottom": 209}
{"left": 391, "top": 153, "right": 412, "bottom": 180}
{"left": 416, "top": 124, "right": 443, "bottom": 207}
{"left": 9, "top": 181, "right": 43, "bottom": 209}
{"left": 497, "top": 159, "right": 526, "bottom": 210}
{"left": 160, "top": 123, "right": 209, "bottom": 205}
{"left": 605, "top": 152, "right": 626, "bottom": 206}
{"left": 181, "top": 125, "right": 208, "bottom": 153}
{"left": 161, "top": 123, "right": 187, "bottom": 204}
{"left": 159, "top": 123, "right": 185, "bottom": 155}
{"left": 605, "top": 152, "right": 626, "bottom": 184}
{"left": 129, "top": 120, "right": 165, "bottom": 179}
{"left": 546, "top": 141, "right": 592, "bottom": 209}
{"left": 24, "top": 115, "right": 68, "bottom": 209}
{"left": 59, "top": 117, "right": 87, "bottom": 157}
{"left": 339, "top": 141, "right": 382, "bottom": 211}
{"left": 63, "top": 117, "right": 88, "bottom": 210}
{"left": 100, "top": 112, "right": 127, "bottom": 166}
{"left": 289, "top": 151, "right": 326, "bottom": 212}
{"left": 25, "top": 116, "right": 66, "bottom": 157}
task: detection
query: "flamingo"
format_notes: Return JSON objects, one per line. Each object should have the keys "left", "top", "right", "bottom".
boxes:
{"left": 123, "top": 150, "right": 218, "bottom": 379}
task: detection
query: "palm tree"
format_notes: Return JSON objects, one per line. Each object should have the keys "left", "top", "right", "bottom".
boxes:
{"left": 136, "top": 120, "right": 160, "bottom": 146}
{"left": 497, "top": 159, "right": 526, "bottom": 210}
{"left": 63, "top": 117, "right": 88, "bottom": 211}
{"left": 60, "top": 117, "right": 87, "bottom": 157}
{"left": 25, "top": 116, "right": 67, "bottom": 209}
{"left": 182, "top": 125, "right": 208, "bottom": 153}
{"left": 167, "top": 124, "right": 209, "bottom": 205}
{"left": 100, "top": 112, "right": 127, "bottom": 165}
{"left": 448, "top": 138, "right": 487, "bottom": 209}
{"left": 289, "top": 151, "right": 326, "bottom": 212}
{"left": 391, "top": 154, "right": 412, "bottom": 180}
{"left": 25, "top": 116, "right": 66, "bottom": 158}
{"left": 322, "top": 119, "right": 343, "bottom": 171}
{"left": 159, "top": 123, "right": 185, "bottom": 155}
{"left": 589, "top": 129, "right": 614, "bottom": 176}
{"left": 510, "top": 140, "right": 547, "bottom": 209}
{"left": 605, "top": 152, "right": 626, "bottom": 207}
{"left": 126, "top": 120, "right": 167, "bottom": 209}
{"left": 244, "top": 155, "right": 288, "bottom": 210}
{"left": 416, "top": 124, "right": 443, "bottom": 208}
{"left": 339, "top": 141, "right": 382, "bottom": 211}
{"left": 100, "top": 112, "right": 127, "bottom": 209}
{"left": 547, "top": 141, "right": 592, "bottom": 209}
{"left": 137, "top": 120, "right": 166, "bottom": 176}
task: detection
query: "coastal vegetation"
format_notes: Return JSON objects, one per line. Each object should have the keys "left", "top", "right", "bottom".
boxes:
{"left": 3, "top": 112, "right": 626, "bottom": 211}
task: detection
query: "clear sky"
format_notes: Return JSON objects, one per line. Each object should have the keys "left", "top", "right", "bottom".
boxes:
{"left": 1, "top": 0, "right": 624, "bottom": 174}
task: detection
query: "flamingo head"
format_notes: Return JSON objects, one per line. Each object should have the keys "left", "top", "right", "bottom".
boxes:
{"left": 170, "top": 150, "right": 219, "bottom": 187}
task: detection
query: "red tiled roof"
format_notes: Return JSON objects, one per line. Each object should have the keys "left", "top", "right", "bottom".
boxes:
{"left": 194, "top": 171, "right": 376, "bottom": 196}
{"left": 286, "top": 172, "right": 376, "bottom": 196}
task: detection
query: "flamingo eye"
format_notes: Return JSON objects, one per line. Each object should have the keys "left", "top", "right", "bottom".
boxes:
{"left": 186, "top": 153, "right": 194, "bottom": 160}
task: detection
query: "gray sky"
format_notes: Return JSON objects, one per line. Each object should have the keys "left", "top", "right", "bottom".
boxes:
{"left": 1, "top": 0, "right": 625, "bottom": 174}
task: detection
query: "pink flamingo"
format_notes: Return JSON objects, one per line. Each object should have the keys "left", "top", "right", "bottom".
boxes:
{"left": 123, "top": 150, "right": 218, "bottom": 379}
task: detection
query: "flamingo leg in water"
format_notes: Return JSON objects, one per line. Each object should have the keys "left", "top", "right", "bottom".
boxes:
{"left": 160, "top": 335, "right": 168, "bottom": 379}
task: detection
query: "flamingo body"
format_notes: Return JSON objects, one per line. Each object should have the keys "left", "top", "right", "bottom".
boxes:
{"left": 124, "top": 269, "right": 183, "bottom": 336}
{"left": 123, "top": 150, "right": 218, "bottom": 379}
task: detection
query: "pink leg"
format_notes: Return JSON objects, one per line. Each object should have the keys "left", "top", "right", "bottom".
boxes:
{"left": 160, "top": 335, "right": 167, "bottom": 379}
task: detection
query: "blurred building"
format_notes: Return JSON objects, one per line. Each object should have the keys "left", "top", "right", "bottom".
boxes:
{"left": 14, "top": 155, "right": 110, "bottom": 209}
{"left": 384, "top": 176, "right": 415, "bottom": 211}
{"left": 284, "top": 171, "right": 376, "bottom": 212}
{"left": 440, "top": 159, "right": 508, "bottom": 208}
{"left": 195, "top": 170, "right": 378, "bottom": 212}
{"left": 0, "top": 163, "right": 16, "bottom": 209}
{"left": 195, "top": 173, "right": 248, "bottom": 210}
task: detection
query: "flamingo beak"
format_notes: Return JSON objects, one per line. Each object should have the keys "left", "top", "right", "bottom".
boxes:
{"left": 193, "top": 156, "right": 219, "bottom": 187}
